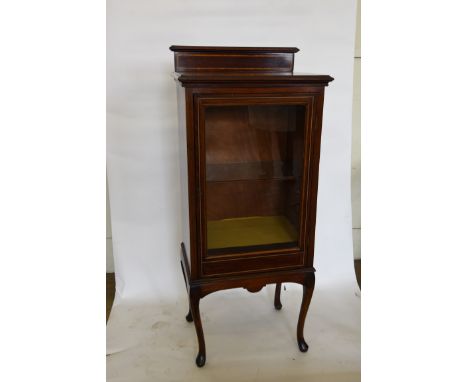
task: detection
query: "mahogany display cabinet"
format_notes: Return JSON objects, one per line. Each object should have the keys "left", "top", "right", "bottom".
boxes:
{"left": 170, "top": 45, "right": 333, "bottom": 367}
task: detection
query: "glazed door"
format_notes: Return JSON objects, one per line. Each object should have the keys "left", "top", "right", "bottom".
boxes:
{"left": 196, "top": 95, "right": 315, "bottom": 276}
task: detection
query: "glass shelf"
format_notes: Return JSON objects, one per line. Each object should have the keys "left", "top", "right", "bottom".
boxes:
{"left": 206, "top": 161, "right": 296, "bottom": 183}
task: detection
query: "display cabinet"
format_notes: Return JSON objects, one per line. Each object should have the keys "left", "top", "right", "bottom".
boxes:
{"left": 170, "top": 45, "right": 333, "bottom": 366}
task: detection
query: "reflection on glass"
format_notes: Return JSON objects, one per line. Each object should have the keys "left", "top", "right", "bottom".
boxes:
{"left": 205, "top": 104, "right": 305, "bottom": 255}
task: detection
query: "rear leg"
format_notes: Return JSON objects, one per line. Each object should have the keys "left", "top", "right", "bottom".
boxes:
{"left": 274, "top": 283, "right": 282, "bottom": 310}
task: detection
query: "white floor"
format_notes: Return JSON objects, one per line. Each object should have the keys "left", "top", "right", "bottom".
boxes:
{"left": 107, "top": 280, "right": 360, "bottom": 381}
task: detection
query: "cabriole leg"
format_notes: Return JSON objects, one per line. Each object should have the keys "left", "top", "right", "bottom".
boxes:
{"left": 274, "top": 283, "right": 282, "bottom": 310}
{"left": 297, "top": 275, "right": 315, "bottom": 352}
{"left": 189, "top": 292, "right": 206, "bottom": 367}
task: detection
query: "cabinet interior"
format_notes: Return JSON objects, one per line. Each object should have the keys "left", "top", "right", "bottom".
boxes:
{"left": 205, "top": 104, "right": 306, "bottom": 255}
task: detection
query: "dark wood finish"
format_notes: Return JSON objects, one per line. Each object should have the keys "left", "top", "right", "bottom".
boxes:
{"left": 175, "top": 73, "right": 334, "bottom": 87}
{"left": 297, "top": 274, "right": 315, "bottom": 352}
{"left": 355, "top": 259, "right": 361, "bottom": 289}
{"left": 172, "top": 46, "right": 333, "bottom": 366}
{"left": 106, "top": 273, "right": 116, "bottom": 323}
{"left": 274, "top": 283, "right": 282, "bottom": 310}
{"left": 202, "top": 251, "right": 304, "bottom": 276}
{"left": 170, "top": 46, "right": 300, "bottom": 53}
{"left": 189, "top": 291, "right": 206, "bottom": 367}
{"left": 170, "top": 45, "right": 298, "bottom": 74}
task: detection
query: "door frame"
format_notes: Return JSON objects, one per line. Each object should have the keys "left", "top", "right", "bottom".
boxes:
{"left": 192, "top": 90, "right": 319, "bottom": 277}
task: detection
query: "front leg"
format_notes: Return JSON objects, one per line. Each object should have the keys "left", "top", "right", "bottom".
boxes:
{"left": 189, "top": 291, "right": 206, "bottom": 367}
{"left": 297, "top": 274, "right": 315, "bottom": 352}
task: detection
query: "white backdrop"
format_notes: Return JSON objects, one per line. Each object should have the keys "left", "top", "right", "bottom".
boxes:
{"left": 107, "top": 0, "right": 359, "bottom": 380}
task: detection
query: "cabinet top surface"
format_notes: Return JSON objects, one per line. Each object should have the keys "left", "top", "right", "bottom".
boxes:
{"left": 169, "top": 45, "right": 300, "bottom": 54}
{"left": 173, "top": 72, "right": 334, "bottom": 86}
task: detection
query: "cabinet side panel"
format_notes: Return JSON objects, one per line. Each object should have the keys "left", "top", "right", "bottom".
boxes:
{"left": 306, "top": 90, "right": 325, "bottom": 267}
{"left": 177, "top": 83, "right": 191, "bottom": 272}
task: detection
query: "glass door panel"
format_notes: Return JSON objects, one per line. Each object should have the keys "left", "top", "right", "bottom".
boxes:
{"left": 205, "top": 104, "right": 306, "bottom": 256}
